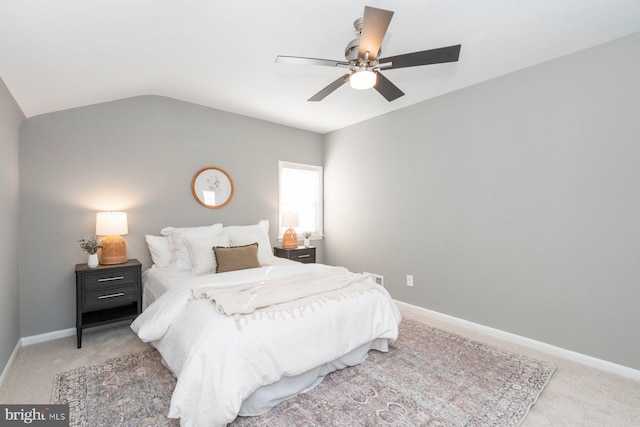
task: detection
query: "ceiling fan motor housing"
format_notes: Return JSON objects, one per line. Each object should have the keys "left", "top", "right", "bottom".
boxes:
{"left": 345, "top": 37, "right": 360, "bottom": 61}
{"left": 345, "top": 16, "right": 381, "bottom": 64}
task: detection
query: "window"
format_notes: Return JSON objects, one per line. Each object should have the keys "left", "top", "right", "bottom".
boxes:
{"left": 278, "top": 161, "right": 323, "bottom": 239}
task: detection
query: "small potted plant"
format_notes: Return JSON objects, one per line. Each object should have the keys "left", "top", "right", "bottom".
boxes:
{"left": 78, "top": 236, "right": 104, "bottom": 268}
{"left": 303, "top": 231, "right": 312, "bottom": 248}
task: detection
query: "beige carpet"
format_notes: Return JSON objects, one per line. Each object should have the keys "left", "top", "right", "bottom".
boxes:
{"left": 51, "top": 320, "right": 555, "bottom": 426}
{"left": 1, "top": 312, "right": 639, "bottom": 426}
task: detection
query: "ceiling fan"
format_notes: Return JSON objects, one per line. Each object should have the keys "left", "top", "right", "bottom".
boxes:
{"left": 275, "top": 6, "right": 462, "bottom": 102}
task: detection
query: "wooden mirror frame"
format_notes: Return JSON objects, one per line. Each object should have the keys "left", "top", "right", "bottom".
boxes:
{"left": 191, "top": 167, "right": 234, "bottom": 208}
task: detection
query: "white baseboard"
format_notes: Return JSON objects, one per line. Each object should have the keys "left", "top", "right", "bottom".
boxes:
{"left": 19, "top": 327, "right": 75, "bottom": 346}
{"left": 395, "top": 300, "right": 640, "bottom": 382}
{"left": 0, "top": 340, "right": 21, "bottom": 389}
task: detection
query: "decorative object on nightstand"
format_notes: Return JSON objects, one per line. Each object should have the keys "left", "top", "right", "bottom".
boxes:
{"left": 87, "top": 254, "right": 98, "bottom": 269}
{"left": 96, "top": 211, "right": 128, "bottom": 265}
{"left": 78, "top": 236, "right": 104, "bottom": 269}
{"left": 303, "top": 231, "right": 311, "bottom": 247}
{"left": 281, "top": 212, "right": 299, "bottom": 249}
{"left": 75, "top": 259, "right": 142, "bottom": 348}
{"left": 274, "top": 246, "right": 316, "bottom": 264}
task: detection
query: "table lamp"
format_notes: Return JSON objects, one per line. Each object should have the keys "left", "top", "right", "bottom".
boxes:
{"left": 96, "top": 211, "right": 128, "bottom": 264}
{"left": 281, "top": 212, "right": 299, "bottom": 249}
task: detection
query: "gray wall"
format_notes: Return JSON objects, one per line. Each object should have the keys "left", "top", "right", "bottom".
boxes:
{"left": 0, "top": 76, "right": 24, "bottom": 369}
{"left": 324, "top": 33, "right": 640, "bottom": 369}
{"left": 18, "top": 95, "right": 324, "bottom": 337}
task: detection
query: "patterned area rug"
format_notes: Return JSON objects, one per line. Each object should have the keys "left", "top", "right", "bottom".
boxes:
{"left": 52, "top": 319, "right": 555, "bottom": 426}
{"left": 52, "top": 349, "right": 179, "bottom": 427}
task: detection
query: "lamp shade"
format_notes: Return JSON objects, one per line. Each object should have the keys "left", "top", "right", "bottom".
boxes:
{"left": 95, "top": 212, "right": 128, "bottom": 236}
{"left": 281, "top": 212, "right": 299, "bottom": 228}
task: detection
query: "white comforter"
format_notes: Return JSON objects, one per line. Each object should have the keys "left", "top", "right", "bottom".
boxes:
{"left": 131, "top": 263, "right": 401, "bottom": 427}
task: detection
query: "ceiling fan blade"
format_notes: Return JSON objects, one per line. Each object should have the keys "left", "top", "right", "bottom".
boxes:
{"left": 308, "top": 73, "right": 352, "bottom": 102}
{"left": 374, "top": 72, "right": 404, "bottom": 102}
{"left": 276, "top": 55, "right": 350, "bottom": 68}
{"left": 380, "top": 44, "right": 461, "bottom": 70}
{"left": 358, "top": 6, "right": 394, "bottom": 61}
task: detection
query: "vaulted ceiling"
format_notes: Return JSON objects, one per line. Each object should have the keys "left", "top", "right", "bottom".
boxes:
{"left": 2, "top": 1, "right": 640, "bottom": 133}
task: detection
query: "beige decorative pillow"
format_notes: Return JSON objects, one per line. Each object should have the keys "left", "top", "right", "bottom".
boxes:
{"left": 213, "top": 243, "right": 261, "bottom": 273}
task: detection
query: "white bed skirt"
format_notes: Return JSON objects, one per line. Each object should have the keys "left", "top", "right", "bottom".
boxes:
{"left": 238, "top": 337, "right": 389, "bottom": 416}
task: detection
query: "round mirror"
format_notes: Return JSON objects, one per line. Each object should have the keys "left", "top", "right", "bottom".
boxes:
{"left": 191, "top": 167, "right": 234, "bottom": 208}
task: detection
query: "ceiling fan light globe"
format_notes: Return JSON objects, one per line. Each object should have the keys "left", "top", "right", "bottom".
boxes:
{"left": 350, "top": 70, "right": 377, "bottom": 90}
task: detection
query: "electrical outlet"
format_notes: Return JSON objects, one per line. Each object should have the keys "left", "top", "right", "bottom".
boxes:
{"left": 364, "top": 272, "right": 384, "bottom": 287}
{"left": 406, "top": 275, "right": 414, "bottom": 287}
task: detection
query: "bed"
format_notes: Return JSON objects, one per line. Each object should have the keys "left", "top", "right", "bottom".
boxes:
{"left": 131, "top": 221, "right": 402, "bottom": 426}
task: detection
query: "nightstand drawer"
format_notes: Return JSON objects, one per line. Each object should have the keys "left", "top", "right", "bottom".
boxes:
{"left": 83, "top": 284, "right": 138, "bottom": 311}
{"left": 291, "top": 248, "right": 315, "bottom": 262}
{"left": 273, "top": 246, "right": 316, "bottom": 264}
{"left": 82, "top": 268, "right": 137, "bottom": 292}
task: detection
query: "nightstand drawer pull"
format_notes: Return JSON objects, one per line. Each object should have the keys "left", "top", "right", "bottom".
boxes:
{"left": 97, "top": 276, "right": 125, "bottom": 282}
{"left": 297, "top": 254, "right": 311, "bottom": 258}
{"left": 98, "top": 292, "right": 125, "bottom": 299}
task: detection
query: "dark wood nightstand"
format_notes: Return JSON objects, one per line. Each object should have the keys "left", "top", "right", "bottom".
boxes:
{"left": 273, "top": 246, "right": 316, "bottom": 264}
{"left": 75, "top": 259, "right": 142, "bottom": 348}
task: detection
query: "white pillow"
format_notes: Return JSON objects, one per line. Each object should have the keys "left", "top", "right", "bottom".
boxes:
{"left": 161, "top": 223, "right": 223, "bottom": 270}
{"left": 222, "top": 219, "right": 269, "bottom": 236}
{"left": 145, "top": 235, "right": 171, "bottom": 268}
{"left": 222, "top": 220, "right": 274, "bottom": 265}
{"left": 185, "top": 235, "right": 230, "bottom": 275}
{"left": 229, "top": 231, "right": 273, "bottom": 265}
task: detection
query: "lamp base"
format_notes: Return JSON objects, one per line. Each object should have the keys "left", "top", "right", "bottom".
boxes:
{"left": 282, "top": 228, "right": 298, "bottom": 249}
{"left": 100, "top": 235, "right": 127, "bottom": 264}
